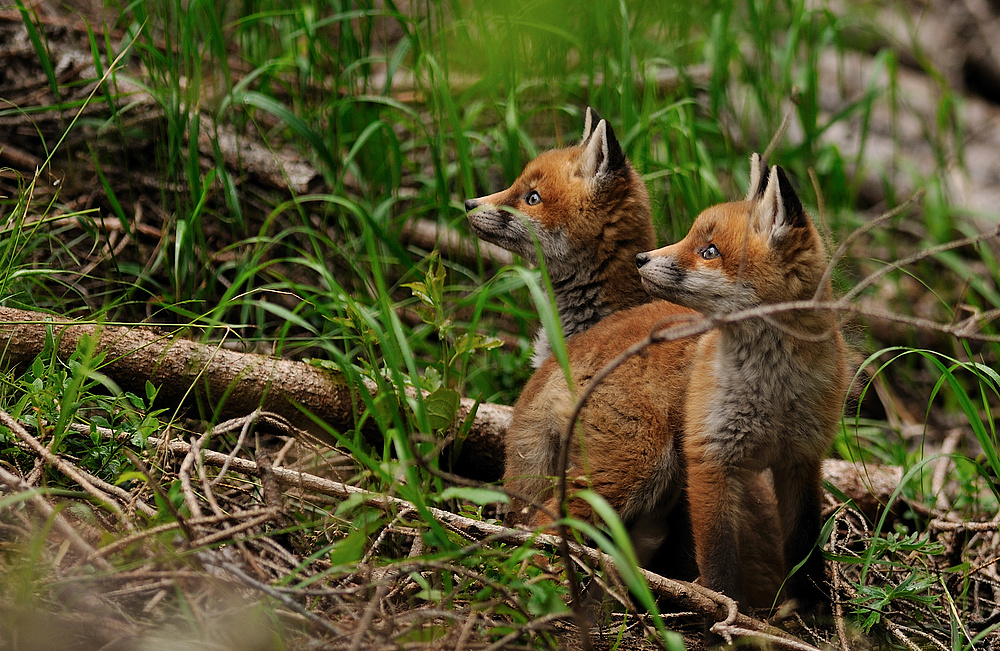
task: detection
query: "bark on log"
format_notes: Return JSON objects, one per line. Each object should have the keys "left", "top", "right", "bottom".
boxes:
{"left": 0, "top": 306, "right": 508, "bottom": 480}
{"left": 0, "top": 306, "right": 902, "bottom": 509}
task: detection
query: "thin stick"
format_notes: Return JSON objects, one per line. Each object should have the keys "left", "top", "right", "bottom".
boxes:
{"left": 179, "top": 432, "right": 208, "bottom": 520}
{"left": 201, "top": 554, "right": 347, "bottom": 637}
{"left": 814, "top": 190, "right": 925, "bottom": 301}
{"left": 0, "top": 465, "right": 112, "bottom": 571}
{"left": 762, "top": 96, "right": 798, "bottom": 164}
{"left": 190, "top": 508, "right": 282, "bottom": 548}
{"left": 0, "top": 411, "right": 129, "bottom": 524}
{"left": 90, "top": 507, "right": 282, "bottom": 559}
{"left": 841, "top": 225, "right": 1000, "bottom": 303}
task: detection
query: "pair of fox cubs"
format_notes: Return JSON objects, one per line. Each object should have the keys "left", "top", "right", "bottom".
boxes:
{"left": 465, "top": 108, "right": 847, "bottom": 621}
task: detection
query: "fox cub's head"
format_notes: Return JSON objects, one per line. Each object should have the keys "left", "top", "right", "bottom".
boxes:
{"left": 464, "top": 108, "right": 652, "bottom": 275}
{"left": 636, "top": 153, "right": 829, "bottom": 313}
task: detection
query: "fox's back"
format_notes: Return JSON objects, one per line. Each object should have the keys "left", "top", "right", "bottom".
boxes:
{"left": 507, "top": 300, "right": 698, "bottom": 488}
{"left": 514, "top": 301, "right": 697, "bottom": 415}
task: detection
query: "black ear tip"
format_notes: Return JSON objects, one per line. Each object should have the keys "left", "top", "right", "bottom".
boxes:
{"left": 774, "top": 166, "right": 807, "bottom": 225}
{"left": 587, "top": 106, "right": 603, "bottom": 125}
{"left": 774, "top": 166, "right": 795, "bottom": 196}
{"left": 600, "top": 118, "right": 613, "bottom": 135}
{"left": 603, "top": 120, "right": 626, "bottom": 168}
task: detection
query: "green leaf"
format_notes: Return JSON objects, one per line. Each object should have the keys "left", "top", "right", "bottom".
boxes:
{"left": 424, "top": 387, "right": 460, "bottom": 431}
{"left": 421, "top": 367, "right": 442, "bottom": 392}
{"left": 237, "top": 91, "right": 337, "bottom": 174}
{"left": 439, "top": 486, "right": 509, "bottom": 506}
{"left": 328, "top": 528, "right": 369, "bottom": 566}
{"left": 114, "top": 471, "right": 148, "bottom": 486}
{"left": 526, "top": 580, "right": 571, "bottom": 616}
{"left": 453, "top": 332, "right": 504, "bottom": 357}
{"left": 334, "top": 492, "right": 368, "bottom": 517}
{"left": 125, "top": 392, "right": 144, "bottom": 410}
{"left": 401, "top": 280, "right": 431, "bottom": 306}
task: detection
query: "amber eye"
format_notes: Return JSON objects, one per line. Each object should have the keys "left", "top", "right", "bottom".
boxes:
{"left": 525, "top": 190, "right": 542, "bottom": 206}
{"left": 700, "top": 244, "right": 720, "bottom": 260}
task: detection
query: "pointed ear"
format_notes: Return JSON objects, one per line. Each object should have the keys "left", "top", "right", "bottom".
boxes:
{"left": 746, "top": 153, "right": 769, "bottom": 200}
{"left": 579, "top": 119, "right": 626, "bottom": 182}
{"left": 755, "top": 165, "right": 808, "bottom": 242}
{"left": 580, "top": 107, "right": 603, "bottom": 144}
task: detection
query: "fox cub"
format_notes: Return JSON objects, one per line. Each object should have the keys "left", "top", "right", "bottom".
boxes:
{"left": 467, "top": 112, "right": 786, "bottom": 609}
{"left": 465, "top": 108, "right": 654, "bottom": 367}
{"left": 636, "top": 154, "right": 848, "bottom": 609}
{"left": 500, "top": 242, "right": 784, "bottom": 610}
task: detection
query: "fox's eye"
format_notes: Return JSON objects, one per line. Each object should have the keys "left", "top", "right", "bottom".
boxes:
{"left": 700, "top": 244, "right": 720, "bottom": 260}
{"left": 525, "top": 190, "right": 542, "bottom": 206}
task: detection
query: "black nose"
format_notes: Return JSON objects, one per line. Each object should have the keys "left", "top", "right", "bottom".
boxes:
{"left": 464, "top": 199, "right": 478, "bottom": 212}
{"left": 635, "top": 252, "right": 650, "bottom": 269}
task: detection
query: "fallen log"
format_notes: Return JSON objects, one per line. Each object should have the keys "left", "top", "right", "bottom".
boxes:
{"left": 0, "top": 306, "right": 903, "bottom": 507}
{"left": 0, "top": 306, "right": 508, "bottom": 479}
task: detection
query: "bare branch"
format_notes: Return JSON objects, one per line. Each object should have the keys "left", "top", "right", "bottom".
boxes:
{"left": 0, "top": 306, "right": 510, "bottom": 480}
{"left": 0, "top": 411, "right": 130, "bottom": 525}
{"left": 841, "top": 224, "right": 1000, "bottom": 303}
{"left": 762, "top": 98, "right": 798, "bottom": 164}
{"left": 814, "top": 191, "right": 926, "bottom": 301}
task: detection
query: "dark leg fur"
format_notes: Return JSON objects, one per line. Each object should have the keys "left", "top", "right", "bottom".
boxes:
{"left": 645, "top": 497, "right": 698, "bottom": 581}
{"left": 774, "top": 462, "right": 828, "bottom": 607}
{"left": 687, "top": 464, "right": 762, "bottom": 647}
{"left": 688, "top": 464, "right": 749, "bottom": 608}
{"left": 698, "top": 511, "right": 745, "bottom": 647}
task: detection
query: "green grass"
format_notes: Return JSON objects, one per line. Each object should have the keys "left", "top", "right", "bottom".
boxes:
{"left": 1, "top": 0, "right": 999, "bottom": 648}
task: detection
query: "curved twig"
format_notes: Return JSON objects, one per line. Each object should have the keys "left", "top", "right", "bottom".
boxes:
{"left": 0, "top": 411, "right": 130, "bottom": 525}
{"left": 841, "top": 224, "right": 1000, "bottom": 303}
{"left": 814, "top": 190, "right": 926, "bottom": 301}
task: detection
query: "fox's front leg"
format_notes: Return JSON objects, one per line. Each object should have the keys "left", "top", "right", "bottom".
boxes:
{"left": 686, "top": 453, "right": 752, "bottom": 609}
{"left": 772, "top": 459, "right": 827, "bottom": 607}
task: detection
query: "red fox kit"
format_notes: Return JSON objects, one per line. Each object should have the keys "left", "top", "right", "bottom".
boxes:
{"left": 636, "top": 154, "right": 848, "bottom": 610}
{"left": 476, "top": 117, "right": 786, "bottom": 608}
{"left": 503, "top": 275, "right": 785, "bottom": 609}
{"left": 465, "top": 108, "right": 654, "bottom": 367}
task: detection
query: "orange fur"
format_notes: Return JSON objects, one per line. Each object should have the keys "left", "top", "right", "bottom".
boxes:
{"left": 506, "top": 296, "right": 786, "bottom": 606}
